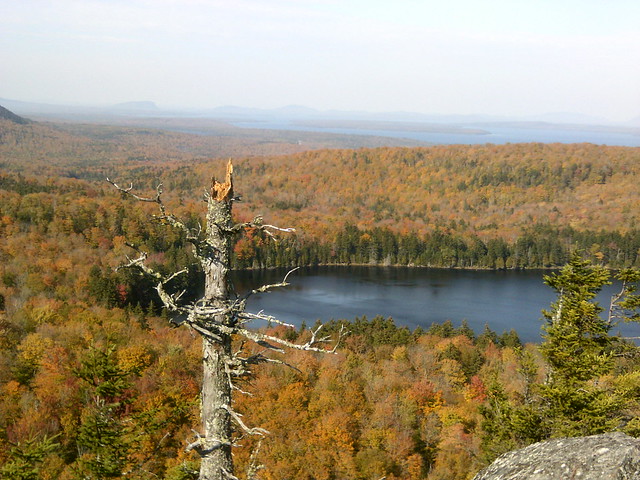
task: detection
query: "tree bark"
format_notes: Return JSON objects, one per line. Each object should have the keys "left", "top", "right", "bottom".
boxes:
{"left": 200, "top": 338, "right": 233, "bottom": 480}
{"left": 109, "top": 160, "right": 343, "bottom": 480}
{"left": 200, "top": 161, "right": 234, "bottom": 480}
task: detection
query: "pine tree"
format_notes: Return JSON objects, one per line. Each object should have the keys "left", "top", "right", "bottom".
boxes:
{"left": 74, "top": 343, "right": 134, "bottom": 479}
{"left": 538, "top": 253, "right": 623, "bottom": 437}
{"left": 480, "top": 254, "right": 640, "bottom": 461}
{"left": 0, "top": 435, "right": 59, "bottom": 480}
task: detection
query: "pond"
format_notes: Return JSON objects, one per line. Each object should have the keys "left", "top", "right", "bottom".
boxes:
{"left": 232, "top": 266, "right": 640, "bottom": 344}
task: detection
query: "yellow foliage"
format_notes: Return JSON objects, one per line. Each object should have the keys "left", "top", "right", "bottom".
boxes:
{"left": 3, "top": 380, "right": 22, "bottom": 396}
{"left": 277, "top": 381, "right": 308, "bottom": 411}
{"left": 439, "top": 358, "right": 467, "bottom": 389}
{"left": 392, "top": 345, "right": 408, "bottom": 361}
{"left": 29, "top": 304, "right": 61, "bottom": 326}
{"left": 117, "top": 344, "right": 153, "bottom": 374}
{"left": 362, "top": 427, "right": 388, "bottom": 450}
{"left": 406, "top": 453, "right": 424, "bottom": 480}
{"left": 17, "top": 333, "right": 54, "bottom": 366}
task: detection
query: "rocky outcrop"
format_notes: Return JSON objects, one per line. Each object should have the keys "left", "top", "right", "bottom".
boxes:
{"left": 473, "top": 432, "right": 640, "bottom": 480}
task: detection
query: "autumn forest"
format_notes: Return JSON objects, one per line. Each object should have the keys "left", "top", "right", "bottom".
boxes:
{"left": 1, "top": 111, "right": 640, "bottom": 479}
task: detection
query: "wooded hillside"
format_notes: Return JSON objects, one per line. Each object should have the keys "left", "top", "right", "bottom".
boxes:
{"left": 1, "top": 117, "right": 640, "bottom": 478}
{"left": 227, "top": 143, "right": 640, "bottom": 241}
{"left": 3, "top": 118, "right": 639, "bottom": 244}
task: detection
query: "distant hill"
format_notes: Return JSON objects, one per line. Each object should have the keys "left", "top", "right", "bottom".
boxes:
{"left": 523, "top": 111, "right": 609, "bottom": 125}
{"left": 0, "top": 105, "right": 30, "bottom": 124}
{"left": 112, "top": 101, "right": 159, "bottom": 111}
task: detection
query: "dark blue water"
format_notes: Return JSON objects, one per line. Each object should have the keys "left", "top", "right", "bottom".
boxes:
{"left": 233, "top": 121, "right": 640, "bottom": 147}
{"left": 232, "top": 266, "right": 640, "bottom": 344}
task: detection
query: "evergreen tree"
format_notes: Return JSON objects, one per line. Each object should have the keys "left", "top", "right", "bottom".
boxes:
{"left": 476, "top": 324, "right": 499, "bottom": 349}
{"left": 538, "top": 254, "right": 622, "bottom": 437}
{"left": 456, "top": 319, "right": 476, "bottom": 340}
{"left": 0, "top": 435, "right": 59, "bottom": 480}
{"left": 480, "top": 254, "right": 640, "bottom": 462}
{"left": 74, "top": 343, "right": 135, "bottom": 479}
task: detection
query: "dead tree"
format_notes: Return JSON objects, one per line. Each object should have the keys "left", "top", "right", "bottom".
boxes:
{"left": 108, "top": 161, "right": 344, "bottom": 480}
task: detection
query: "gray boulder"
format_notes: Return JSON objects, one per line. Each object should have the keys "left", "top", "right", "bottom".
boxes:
{"left": 473, "top": 432, "right": 640, "bottom": 480}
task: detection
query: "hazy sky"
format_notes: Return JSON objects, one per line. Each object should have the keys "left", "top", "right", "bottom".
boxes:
{"left": 2, "top": 0, "right": 639, "bottom": 120}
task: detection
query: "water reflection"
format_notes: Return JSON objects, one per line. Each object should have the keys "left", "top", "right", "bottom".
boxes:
{"left": 231, "top": 266, "right": 640, "bottom": 344}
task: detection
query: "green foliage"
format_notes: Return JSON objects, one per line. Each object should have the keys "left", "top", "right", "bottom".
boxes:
{"left": 74, "top": 344, "right": 134, "bottom": 479}
{"left": 537, "top": 381, "right": 627, "bottom": 437}
{"left": 479, "top": 350, "right": 545, "bottom": 461}
{"left": 0, "top": 434, "right": 59, "bottom": 480}
{"left": 479, "top": 380, "right": 519, "bottom": 460}
{"left": 476, "top": 324, "right": 500, "bottom": 349}
{"left": 498, "top": 329, "right": 522, "bottom": 348}
{"left": 456, "top": 320, "right": 476, "bottom": 340}
{"left": 541, "top": 254, "right": 613, "bottom": 381}
{"left": 480, "top": 255, "right": 640, "bottom": 462}
{"left": 74, "top": 343, "right": 132, "bottom": 400}
{"left": 237, "top": 223, "right": 640, "bottom": 270}
{"left": 612, "top": 268, "right": 640, "bottom": 323}
{"left": 427, "top": 320, "right": 456, "bottom": 338}
{"left": 164, "top": 461, "right": 200, "bottom": 480}
{"left": 438, "top": 342, "right": 484, "bottom": 380}
{"left": 323, "top": 315, "right": 414, "bottom": 350}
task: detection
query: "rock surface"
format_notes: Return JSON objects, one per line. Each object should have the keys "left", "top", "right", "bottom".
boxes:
{"left": 473, "top": 432, "right": 640, "bottom": 480}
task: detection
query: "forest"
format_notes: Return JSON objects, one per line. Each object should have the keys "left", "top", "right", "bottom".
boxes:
{"left": 1, "top": 113, "right": 640, "bottom": 479}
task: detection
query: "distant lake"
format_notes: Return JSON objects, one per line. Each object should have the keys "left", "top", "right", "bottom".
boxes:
{"left": 232, "top": 266, "right": 640, "bottom": 344}
{"left": 233, "top": 121, "right": 640, "bottom": 147}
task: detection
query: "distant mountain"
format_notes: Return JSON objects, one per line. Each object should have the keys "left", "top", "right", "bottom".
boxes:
{"left": 0, "top": 98, "right": 164, "bottom": 120}
{"left": 201, "top": 104, "right": 320, "bottom": 120}
{"left": 2, "top": 97, "right": 636, "bottom": 134}
{"left": 0, "top": 105, "right": 31, "bottom": 124}
{"left": 522, "top": 112, "right": 609, "bottom": 125}
{"left": 203, "top": 105, "right": 271, "bottom": 118}
{"left": 199, "top": 105, "right": 512, "bottom": 124}
{"left": 197, "top": 106, "right": 618, "bottom": 128}
{"left": 112, "top": 101, "right": 159, "bottom": 111}
{"left": 0, "top": 98, "right": 104, "bottom": 118}
{"left": 273, "top": 105, "right": 319, "bottom": 117}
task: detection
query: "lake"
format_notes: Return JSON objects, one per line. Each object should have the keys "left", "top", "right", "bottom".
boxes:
{"left": 232, "top": 266, "right": 640, "bottom": 344}
{"left": 233, "top": 121, "right": 640, "bottom": 147}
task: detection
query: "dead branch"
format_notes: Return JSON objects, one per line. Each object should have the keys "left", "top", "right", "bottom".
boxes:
{"left": 608, "top": 283, "right": 626, "bottom": 326}
{"left": 107, "top": 178, "right": 205, "bottom": 246}
{"left": 107, "top": 178, "right": 164, "bottom": 207}
{"left": 222, "top": 405, "right": 269, "bottom": 437}
{"left": 221, "top": 467, "right": 239, "bottom": 480}
{"left": 226, "top": 347, "right": 301, "bottom": 381}
{"left": 186, "top": 429, "right": 231, "bottom": 456}
{"left": 117, "top": 244, "right": 343, "bottom": 356}
{"left": 246, "top": 440, "right": 265, "bottom": 480}
{"left": 109, "top": 164, "right": 344, "bottom": 480}
{"left": 231, "top": 324, "right": 346, "bottom": 354}
{"left": 237, "top": 311, "right": 295, "bottom": 328}
{"left": 223, "top": 215, "right": 295, "bottom": 241}
{"left": 242, "top": 267, "right": 299, "bottom": 298}
{"left": 233, "top": 268, "right": 299, "bottom": 323}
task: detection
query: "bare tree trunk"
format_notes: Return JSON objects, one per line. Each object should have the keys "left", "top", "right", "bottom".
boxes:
{"left": 200, "top": 164, "right": 235, "bottom": 480}
{"left": 109, "top": 160, "right": 344, "bottom": 480}
{"left": 201, "top": 338, "right": 233, "bottom": 480}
